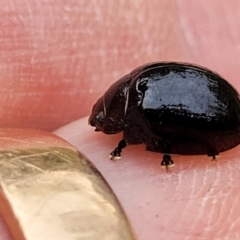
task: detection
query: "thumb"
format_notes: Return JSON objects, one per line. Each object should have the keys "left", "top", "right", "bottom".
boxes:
{"left": 55, "top": 117, "right": 240, "bottom": 239}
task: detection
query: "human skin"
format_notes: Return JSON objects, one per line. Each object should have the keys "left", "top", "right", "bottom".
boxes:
{"left": 1, "top": 0, "right": 240, "bottom": 239}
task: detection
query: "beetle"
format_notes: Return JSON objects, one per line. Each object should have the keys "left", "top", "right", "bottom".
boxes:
{"left": 89, "top": 62, "right": 240, "bottom": 170}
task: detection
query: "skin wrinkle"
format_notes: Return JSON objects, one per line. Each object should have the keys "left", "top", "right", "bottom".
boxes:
{"left": 187, "top": 171, "right": 202, "bottom": 236}
{"left": 226, "top": 177, "right": 240, "bottom": 232}
{"left": 174, "top": 0, "right": 196, "bottom": 64}
{"left": 198, "top": 167, "right": 219, "bottom": 236}
{"left": 185, "top": 170, "right": 200, "bottom": 235}
{"left": 211, "top": 168, "right": 226, "bottom": 233}
{"left": 230, "top": 200, "right": 240, "bottom": 232}
{"left": 175, "top": 0, "right": 240, "bottom": 81}
{"left": 202, "top": 166, "right": 233, "bottom": 237}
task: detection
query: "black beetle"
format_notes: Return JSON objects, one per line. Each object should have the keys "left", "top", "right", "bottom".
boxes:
{"left": 89, "top": 62, "right": 240, "bottom": 170}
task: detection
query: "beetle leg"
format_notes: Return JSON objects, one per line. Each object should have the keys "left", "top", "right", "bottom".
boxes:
{"left": 109, "top": 139, "right": 127, "bottom": 160}
{"left": 160, "top": 154, "right": 175, "bottom": 171}
{"left": 207, "top": 153, "right": 219, "bottom": 161}
{"left": 178, "top": 131, "right": 220, "bottom": 162}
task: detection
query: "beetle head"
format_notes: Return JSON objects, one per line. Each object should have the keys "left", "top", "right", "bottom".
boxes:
{"left": 89, "top": 75, "right": 130, "bottom": 134}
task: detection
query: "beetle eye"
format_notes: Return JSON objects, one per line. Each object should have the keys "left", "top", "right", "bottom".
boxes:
{"left": 96, "top": 111, "right": 105, "bottom": 125}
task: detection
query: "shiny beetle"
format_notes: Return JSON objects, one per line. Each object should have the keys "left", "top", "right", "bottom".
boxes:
{"left": 89, "top": 62, "right": 240, "bottom": 169}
